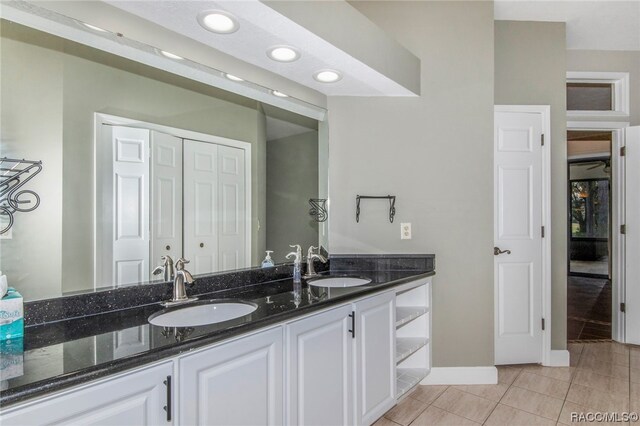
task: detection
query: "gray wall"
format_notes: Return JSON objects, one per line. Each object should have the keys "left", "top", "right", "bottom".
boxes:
{"left": 266, "top": 131, "right": 319, "bottom": 263}
{"left": 328, "top": 1, "right": 495, "bottom": 367}
{"left": 0, "top": 22, "right": 267, "bottom": 300}
{"left": 494, "top": 21, "right": 568, "bottom": 350}
{"left": 0, "top": 25, "right": 64, "bottom": 299}
{"left": 567, "top": 50, "right": 640, "bottom": 126}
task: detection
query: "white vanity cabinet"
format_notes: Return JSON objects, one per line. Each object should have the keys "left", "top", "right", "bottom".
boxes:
{"left": 1, "top": 277, "right": 433, "bottom": 426}
{"left": 0, "top": 362, "right": 173, "bottom": 426}
{"left": 355, "top": 291, "right": 396, "bottom": 425}
{"left": 285, "top": 291, "right": 396, "bottom": 426}
{"left": 178, "top": 326, "right": 283, "bottom": 426}
{"left": 286, "top": 304, "right": 354, "bottom": 426}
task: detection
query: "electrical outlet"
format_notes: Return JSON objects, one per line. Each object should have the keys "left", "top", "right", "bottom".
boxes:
{"left": 401, "top": 223, "right": 411, "bottom": 240}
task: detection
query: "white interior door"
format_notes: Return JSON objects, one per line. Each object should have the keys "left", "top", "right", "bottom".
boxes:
{"left": 218, "top": 145, "right": 247, "bottom": 271}
{"left": 110, "top": 126, "right": 150, "bottom": 286}
{"left": 150, "top": 131, "right": 182, "bottom": 271}
{"left": 494, "top": 108, "right": 545, "bottom": 365}
{"left": 184, "top": 139, "right": 219, "bottom": 275}
{"left": 624, "top": 126, "right": 640, "bottom": 345}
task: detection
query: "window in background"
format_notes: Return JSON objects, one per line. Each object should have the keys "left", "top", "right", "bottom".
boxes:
{"left": 566, "top": 72, "right": 629, "bottom": 116}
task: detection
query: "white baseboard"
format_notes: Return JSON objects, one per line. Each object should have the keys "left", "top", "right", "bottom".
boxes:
{"left": 545, "top": 350, "right": 570, "bottom": 367}
{"left": 421, "top": 367, "right": 498, "bottom": 385}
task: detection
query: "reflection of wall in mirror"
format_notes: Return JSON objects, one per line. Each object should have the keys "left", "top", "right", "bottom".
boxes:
{"left": 266, "top": 131, "right": 319, "bottom": 263}
{"left": 0, "top": 22, "right": 267, "bottom": 300}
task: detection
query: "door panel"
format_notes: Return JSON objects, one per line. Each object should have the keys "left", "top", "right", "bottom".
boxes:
{"left": 184, "top": 140, "right": 219, "bottom": 275}
{"left": 110, "top": 126, "right": 150, "bottom": 287}
{"left": 286, "top": 305, "right": 353, "bottom": 426}
{"left": 494, "top": 109, "right": 544, "bottom": 364}
{"left": 218, "top": 145, "right": 247, "bottom": 270}
{"left": 179, "top": 327, "right": 283, "bottom": 426}
{"left": 498, "top": 167, "right": 533, "bottom": 239}
{"left": 150, "top": 131, "right": 182, "bottom": 271}
{"left": 1, "top": 363, "right": 171, "bottom": 425}
{"left": 355, "top": 292, "right": 396, "bottom": 426}
{"left": 498, "top": 263, "right": 534, "bottom": 334}
{"left": 624, "top": 126, "right": 640, "bottom": 345}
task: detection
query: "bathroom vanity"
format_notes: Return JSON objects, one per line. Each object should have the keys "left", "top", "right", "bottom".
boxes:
{"left": 0, "top": 256, "right": 434, "bottom": 426}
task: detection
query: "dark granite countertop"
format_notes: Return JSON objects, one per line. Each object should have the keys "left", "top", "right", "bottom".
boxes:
{"left": 0, "top": 268, "right": 434, "bottom": 408}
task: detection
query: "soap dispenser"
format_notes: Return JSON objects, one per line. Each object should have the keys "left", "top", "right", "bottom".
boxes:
{"left": 285, "top": 245, "right": 302, "bottom": 283}
{"left": 261, "top": 251, "right": 275, "bottom": 268}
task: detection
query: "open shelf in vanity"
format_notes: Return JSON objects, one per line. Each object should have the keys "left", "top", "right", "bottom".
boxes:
{"left": 394, "top": 279, "right": 431, "bottom": 399}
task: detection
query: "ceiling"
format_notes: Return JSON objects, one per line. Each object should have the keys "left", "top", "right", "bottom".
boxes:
{"left": 495, "top": 0, "right": 640, "bottom": 51}
{"left": 104, "top": 0, "right": 416, "bottom": 96}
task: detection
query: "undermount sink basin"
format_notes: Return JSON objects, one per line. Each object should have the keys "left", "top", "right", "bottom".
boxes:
{"left": 307, "top": 277, "right": 372, "bottom": 288}
{"left": 148, "top": 301, "right": 257, "bottom": 327}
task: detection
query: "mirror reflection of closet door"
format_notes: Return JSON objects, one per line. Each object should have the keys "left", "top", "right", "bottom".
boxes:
{"left": 218, "top": 145, "right": 247, "bottom": 271}
{"left": 183, "top": 141, "right": 247, "bottom": 275}
{"left": 104, "top": 126, "right": 151, "bottom": 287}
{"left": 184, "top": 140, "right": 219, "bottom": 275}
{"left": 150, "top": 131, "right": 183, "bottom": 271}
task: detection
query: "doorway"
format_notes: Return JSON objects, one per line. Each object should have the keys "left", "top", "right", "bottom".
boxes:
{"left": 566, "top": 130, "right": 612, "bottom": 341}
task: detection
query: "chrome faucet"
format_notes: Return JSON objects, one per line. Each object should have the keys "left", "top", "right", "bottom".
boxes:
{"left": 304, "top": 246, "right": 327, "bottom": 278}
{"left": 152, "top": 255, "right": 175, "bottom": 282}
{"left": 161, "top": 258, "right": 197, "bottom": 306}
{"left": 286, "top": 244, "right": 303, "bottom": 283}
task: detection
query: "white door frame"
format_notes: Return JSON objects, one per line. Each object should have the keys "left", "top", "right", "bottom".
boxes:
{"left": 494, "top": 105, "right": 552, "bottom": 366}
{"left": 567, "top": 120, "right": 629, "bottom": 343}
{"left": 93, "top": 113, "right": 252, "bottom": 288}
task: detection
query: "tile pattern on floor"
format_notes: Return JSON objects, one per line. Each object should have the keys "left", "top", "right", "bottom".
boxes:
{"left": 377, "top": 341, "right": 639, "bottom": 426}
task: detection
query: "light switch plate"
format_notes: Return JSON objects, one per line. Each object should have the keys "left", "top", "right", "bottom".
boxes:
{"left": 401, "top": 222, "right": 411, "bottom": 240}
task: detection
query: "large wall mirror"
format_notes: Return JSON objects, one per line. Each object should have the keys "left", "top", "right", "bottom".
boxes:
{"left": 0, "top": 20, "right": 329, "bottom": 301}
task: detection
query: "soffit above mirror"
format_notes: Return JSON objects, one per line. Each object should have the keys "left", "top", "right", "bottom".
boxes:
{"left": 99, "top": 0, "right": 421, "bottom": 96}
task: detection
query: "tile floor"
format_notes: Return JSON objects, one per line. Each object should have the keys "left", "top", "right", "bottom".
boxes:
{"left": 567, "top": 276, "right": 612, "bottom": 341}
{"left": 378, "top": 341, "right": 639, "bottom": 426}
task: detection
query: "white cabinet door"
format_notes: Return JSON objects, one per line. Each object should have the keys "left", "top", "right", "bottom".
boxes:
{"left": 286, "top": 305, "right": 354, "bottom": 426}
{"left": 355, "top": 292, "right": 396, "bottom": 425}
{"left": 179, "top": 327, "right": 283, "bottom": 426}
{"left": 1, "top": 362, "right": 172, "bottom": 425}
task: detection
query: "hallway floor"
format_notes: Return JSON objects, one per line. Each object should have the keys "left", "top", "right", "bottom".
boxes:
{"left": 567, "top": 275, "right": 612, "bottom": 341}
{"left": 377, "top": 342, "right": 639, "bottom": 426}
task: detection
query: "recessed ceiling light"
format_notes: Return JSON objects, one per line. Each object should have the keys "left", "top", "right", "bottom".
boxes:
{"left": 225, "top": 73, "right": 244, "bottom": 82}
{"left": 271, "top": 90, "right": 289, "bottom": 98}
{"left": 267, "top": 46, "right": 300, "bottom": 63}
{"left": 198, "top": 11, "right": 239, "bottom": 34}
{"left": 160, "top": 50, "right": 183, "bottom": 60}
{"left": 82, "top": 23, "right": 107, "bottom": 32}
{"left": 313, "top": 70, "right": 342, "bottom": 83}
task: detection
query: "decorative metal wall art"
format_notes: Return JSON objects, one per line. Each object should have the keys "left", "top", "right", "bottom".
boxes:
{"left": 0, "top": 158, "right": 43, "bottom": 234}
{"left": 309, "top": 198, "right": 328, "bottom": 222}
